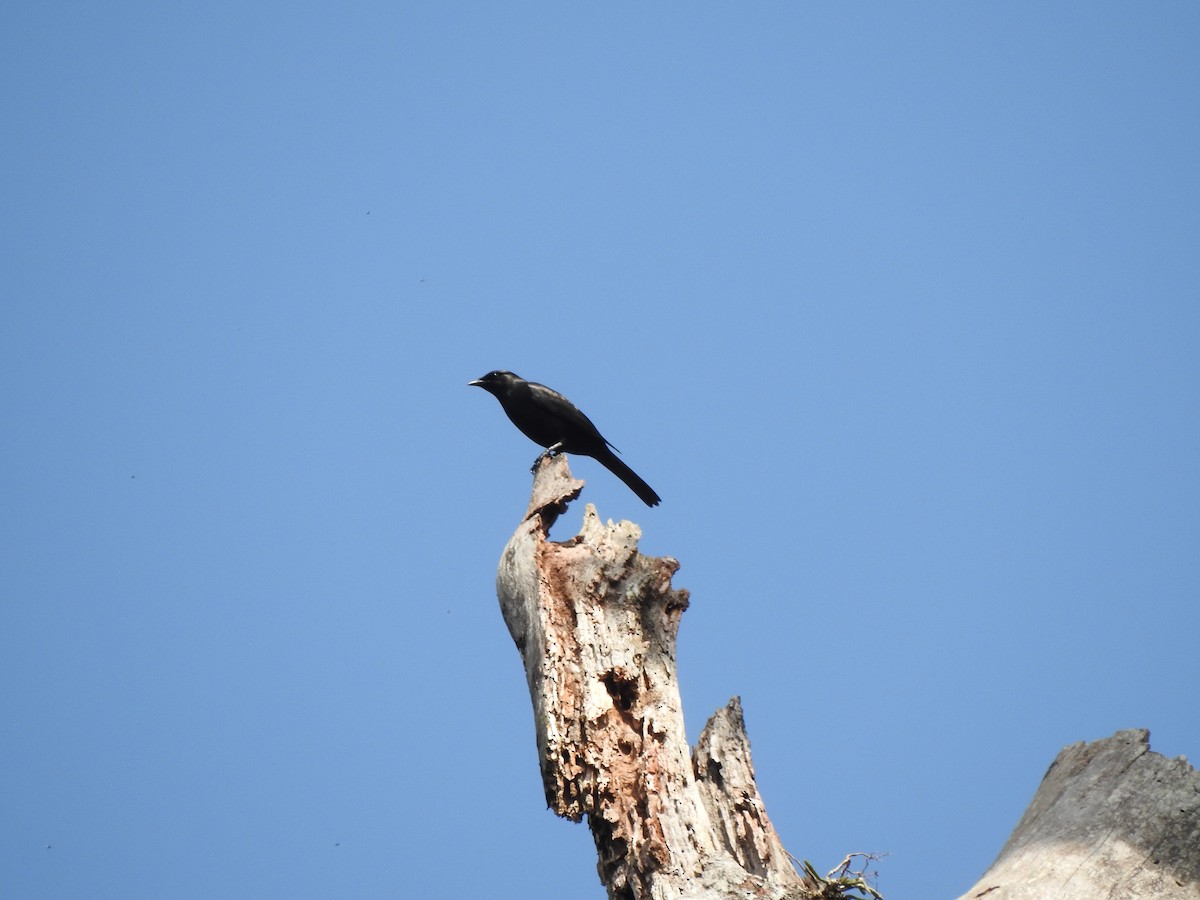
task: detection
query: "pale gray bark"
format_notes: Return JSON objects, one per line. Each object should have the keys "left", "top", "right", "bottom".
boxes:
{"left": 957, "top": 729, "right": 1200, "bottom": 900}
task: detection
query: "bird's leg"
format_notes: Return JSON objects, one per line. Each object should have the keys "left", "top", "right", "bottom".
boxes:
{"left": 529, "top": 442, "right": 564, "bottom": 473}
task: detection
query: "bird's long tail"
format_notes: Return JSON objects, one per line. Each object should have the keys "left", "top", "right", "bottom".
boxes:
{"left": 595, "top": 449, "right": 661, "bottom": 507}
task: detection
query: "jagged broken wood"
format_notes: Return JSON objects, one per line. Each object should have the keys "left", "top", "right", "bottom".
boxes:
{"left": 495, "top": 454, "right": 807, "bottom": 900}
{"left": 491, "top": 454, "right": 1200, "bottom": 900}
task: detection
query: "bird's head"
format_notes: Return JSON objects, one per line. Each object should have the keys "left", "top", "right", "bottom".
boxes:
{"left": 468, "top": 370, "right": 520, "bottom": 396}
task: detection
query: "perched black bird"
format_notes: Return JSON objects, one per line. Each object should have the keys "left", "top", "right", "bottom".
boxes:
{"left": 469, "top": 370, "right": 661, "bottom": 507}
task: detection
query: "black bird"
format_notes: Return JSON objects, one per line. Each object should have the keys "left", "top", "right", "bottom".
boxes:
{"left": 469, "top": 370, "right": 661, "bottom": 507}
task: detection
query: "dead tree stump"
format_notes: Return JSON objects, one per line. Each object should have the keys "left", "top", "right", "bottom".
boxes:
{"left": 495, "top": 455, "right": 806, "bottom": 900}
{"left": 489, "top": 454, "right": 1200, "bottom": 900}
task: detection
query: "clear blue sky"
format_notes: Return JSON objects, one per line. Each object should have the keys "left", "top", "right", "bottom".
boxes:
{"left": 3, "top": 4, "right": 1198, "bottom": 899}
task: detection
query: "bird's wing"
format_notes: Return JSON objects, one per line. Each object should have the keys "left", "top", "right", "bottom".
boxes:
{"left": 525, "top": 383, "right": 601, "bottom": 435}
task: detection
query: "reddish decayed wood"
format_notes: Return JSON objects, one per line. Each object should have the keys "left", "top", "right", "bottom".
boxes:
{"left": 496, "top": 455, "right": 806, "bottom": 900}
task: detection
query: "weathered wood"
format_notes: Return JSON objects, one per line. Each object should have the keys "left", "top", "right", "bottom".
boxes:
{"left": 957, "top": 729, "right": 1200, "bottom": 900}
{"left": 496, "top": 455, "right": 807, "bottom": 900}
{"left": 492, "top": 455, "right": 1200, "bottom": 900}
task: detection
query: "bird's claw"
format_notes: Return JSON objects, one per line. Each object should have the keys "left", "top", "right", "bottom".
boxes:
{"left": 529, "top": 442, "right": 564, "bottom": 473}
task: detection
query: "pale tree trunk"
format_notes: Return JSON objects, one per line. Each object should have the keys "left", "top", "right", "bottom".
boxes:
{"left": 492, "top": 455, "right": 1200, "bottom": 900}
{"left": 956, "top": 729, "right": 1200, "bottom": 900}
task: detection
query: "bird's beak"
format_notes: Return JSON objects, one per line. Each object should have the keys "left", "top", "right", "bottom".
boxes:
{"left": 468, "top": 379, "right": 484, "bottom": 387}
